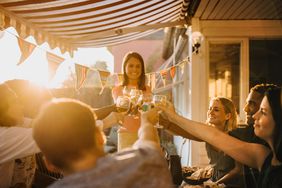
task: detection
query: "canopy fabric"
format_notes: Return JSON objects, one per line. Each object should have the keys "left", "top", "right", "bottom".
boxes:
{"left": 0, "top": 0, "right": 190, "bottom": 55}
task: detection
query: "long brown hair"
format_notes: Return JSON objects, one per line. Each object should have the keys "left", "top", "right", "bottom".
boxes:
{"left": 122, "top": 51, "right": 146, "bottom": 91}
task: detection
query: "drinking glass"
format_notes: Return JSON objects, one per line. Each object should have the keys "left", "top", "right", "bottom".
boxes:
{"left": 116, "top": 96, "right": 131, "bottom": 113}
{"left": 140, "top": 94, "right": 153, "bottom": 112}
{"left": 129, "top": 88, "right": 142, "bottom": 105}
{"left": 152, "top": 95, "right": 167, "bottom": 128}
{"left": 129, "top": 88, "right": 143, "bottom": 118}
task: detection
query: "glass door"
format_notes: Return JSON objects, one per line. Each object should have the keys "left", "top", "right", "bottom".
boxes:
{"left": 207, "top": 39, "right": 249, "bottom": 121}
{"left": 209, "top": 43, "right": 240, "bottom": 113}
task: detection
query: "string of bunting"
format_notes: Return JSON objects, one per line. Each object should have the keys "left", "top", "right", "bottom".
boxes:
{"left": 0, "top": 28, "right": 189, "bottom": 93}
{"left": 0, "top": 28, "right": 66, "bottom": 81}
{"left": 74, "top": 57, "right": 189, "bottom": 93}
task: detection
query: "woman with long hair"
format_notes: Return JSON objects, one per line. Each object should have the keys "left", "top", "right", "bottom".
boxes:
{"left": 112, "top": 51, "right": 151, "bottom": 101}
{"left": 112, "top": 52, "right": 151, "bottom": 151}
{"left": 162, "top": 97, "right": 242, "bottom": 186}
{"left": 157, "top": 87, "right": 282, "bottom": 187}
{"left": 204, "top": 97, "right": 242, "bottom": 186}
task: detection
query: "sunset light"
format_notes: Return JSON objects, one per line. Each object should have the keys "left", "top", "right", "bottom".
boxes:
{"left": 0, "top": 27, "right": 113, "bottom": 88}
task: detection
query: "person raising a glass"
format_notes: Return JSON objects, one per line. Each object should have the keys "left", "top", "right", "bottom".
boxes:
{"left": 112, "top": 51, "right": 152, "bottom": 151}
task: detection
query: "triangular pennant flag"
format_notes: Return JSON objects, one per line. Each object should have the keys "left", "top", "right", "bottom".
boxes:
{"left": 160, "top": 70, "right": 168, "bottom": 87}
{"left": 17, "top": 37, "right": 36, "bottom": 65}
{"left": 46, "top": 52, "right": 65, "bottom": 80}
{"left": 98, "top": 70, "right": 110, "bottom": 87}
{"left": 98, "top": 70, "right": 111, "bottom": 95}
{"left": 75, "top": 64, "right": 89, "bottom": 90}
{"left": 170, "top": 66, "right": 176, "bottom": 79}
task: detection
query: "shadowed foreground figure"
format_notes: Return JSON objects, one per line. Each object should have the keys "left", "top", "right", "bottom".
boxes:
{"left": 0, "top": 83, "right": 39, "bottom": 188}
{"left": 32, "top": 98, "right": 173, "bottom": 188}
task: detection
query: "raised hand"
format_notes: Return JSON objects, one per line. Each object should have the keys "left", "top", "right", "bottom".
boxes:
{"left": 158, "top": 101, "right": 177, "bottom": 122}
{"left": 141, "top": 108, "right": 159, "bottom": 125}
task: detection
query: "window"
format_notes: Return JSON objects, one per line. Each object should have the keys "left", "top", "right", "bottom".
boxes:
{"left": 209, "top": 43, "right": 240, "bottom": 113}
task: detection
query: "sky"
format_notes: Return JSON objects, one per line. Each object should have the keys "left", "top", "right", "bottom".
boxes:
{"left": 0, "top": 27, "right": 114, "bottom": 88}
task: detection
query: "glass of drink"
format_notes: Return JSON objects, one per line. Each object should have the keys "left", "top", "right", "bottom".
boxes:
{"left": 129, "top": 88, "right": 142, "bottom": 105}
{"left": 128, "top": 88, "right": 142, "bottom": 118}
{"left": 140, "top": 94, "right": 153, "bottom": 112}
{"left": 152, "top": 95, "right": 167, "bottom": 128}
{"left": 116, "top": 96, "right": 131, "bottom": 113}
{"left": 153, "top": 95, "right": 166, "bottom": 107}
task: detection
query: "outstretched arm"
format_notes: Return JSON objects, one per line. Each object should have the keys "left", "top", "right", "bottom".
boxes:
{"left": 133, "top": 108, "right": 160, "bottom": 151}
{"left": 94, "top": 104, "right": 117, "bottom": 120}
{"left": 96, "top": 112, "right": 123, "bottom": 130}
{"left": 159, "top": 106, "right": 270, "bottom": 170}
{"left": 159, "top": 114, "right": 202, "bottom": 141}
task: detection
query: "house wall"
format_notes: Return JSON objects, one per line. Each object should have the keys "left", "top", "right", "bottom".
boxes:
{"left": 184, "top": 18, "right": 282, "bottom": 167}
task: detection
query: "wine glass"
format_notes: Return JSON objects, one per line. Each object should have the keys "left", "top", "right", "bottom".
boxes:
{"left": 140, "top": 93, "right": 153, "bottom": 112}
{"left": 129, "top": 88, "right": 142, "bottom": 105}
{"left": 116, "top": 96, "right": 131, "bottom": 114}
{"left": 127, "top": 88, "right": 142, "bottom": 118}
{"left": 152, "top": 95, "right": 167, "bottom": 128}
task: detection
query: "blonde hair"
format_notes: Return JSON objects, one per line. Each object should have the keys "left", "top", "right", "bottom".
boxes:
{"left": 210, "top": 97, "right": 238, "bottom": 132}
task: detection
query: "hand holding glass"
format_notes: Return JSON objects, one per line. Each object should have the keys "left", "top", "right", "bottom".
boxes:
{"left": 116, "top": 96, "right": 131, "bottom": 113}
{"left": 152, "top": 95, "right": 167, "bottom": 128}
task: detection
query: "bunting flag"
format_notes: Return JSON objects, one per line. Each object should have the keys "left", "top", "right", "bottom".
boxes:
{"left": 170, "top": 66, "right": 176, "bottom": 79}
{"left": 75, "top": 64, "right": 89, "bottom": 90}
{"left": 98, "top": 70, "right": 111, "bottom": 87}
{"left": 160, "top": 70, "right": 168, "bottom": 87}
{"left": 74, "top": 56, "right": 189, "bottom": 92}
{"left": 98, "top": 69, "right": 111, "bottom": 95}
{"left": 17, "top": 37, "right": 36, "bottom": 65}
{"left": 46, "top": 52, "right": 65, "bottom": 80}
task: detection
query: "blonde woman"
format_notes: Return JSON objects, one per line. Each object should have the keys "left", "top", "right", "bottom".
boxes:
{"left": 158, "top": 87, "right": 282, "bottom": 188}
{"left": 161, "top": 97, "right": 242, "bottom": 186}
{"left": 205, "top": 97, "right": 242, "bottom": 186}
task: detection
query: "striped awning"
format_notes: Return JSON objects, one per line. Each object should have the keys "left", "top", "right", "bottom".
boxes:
{"left": 0, "top": 0, "right": 190, "bottom": 55}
